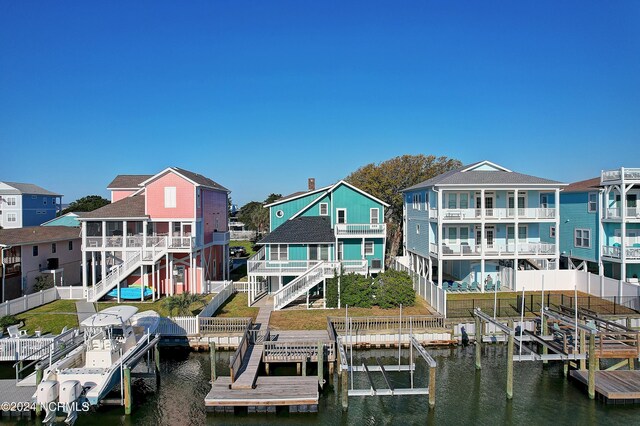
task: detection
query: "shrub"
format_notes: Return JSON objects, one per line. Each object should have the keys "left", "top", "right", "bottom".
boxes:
{"left": 162, "top": 292, "right": 205, "bottom": 316}
{"left": 374, "top": 269, "right": 415, "bottom": 309}
{"left": 33, "top": 274, "right": 54, "bottom": 292}
{"left": 341, "top": 273, "right": 375, "bottom": 308}
{"left": 0, "top": 315, "right": 19, "bottom": 329}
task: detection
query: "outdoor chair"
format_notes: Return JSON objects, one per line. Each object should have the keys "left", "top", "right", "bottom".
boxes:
{"left": 496, "top": 281, "right": 502, "bottom": 291}
{"left": 485, "top": 283, "right": 494, "bottom": 292}
{"left": 470, "top": 281, "right": 480, "bottom": 291}
{"left": 449, "top": 282, "right": 460, "bottom": 292}
{"left": 7, "top": 325, "right": 27, "bottom": 338}
{"left": 459, "top": 281, "right": 469, "bottom": 291}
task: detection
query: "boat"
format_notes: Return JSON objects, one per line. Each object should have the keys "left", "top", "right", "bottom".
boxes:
{"left": 35, "top": 306, "right": 159, "bottom": 423}
{"left": 106, "top": 286, "right": 153, "bottom": 300}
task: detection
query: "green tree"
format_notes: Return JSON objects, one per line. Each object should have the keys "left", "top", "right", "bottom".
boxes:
{"left": 33, "top": 274, "right": 54, "bottom": 292}
{"left": 60, "top": 195, "right": 110, "bottom": 215}
{"left": 374, "top": 269, "right": 415, "bottom": 309}
{"left": 237, "top": 193, "right": 282, "bottom": 234}
{"left": 345, "top": 155, "right": 461, "bottom": 263}
{"left": 162, "top": 292, "right": 205, "bottom": 316}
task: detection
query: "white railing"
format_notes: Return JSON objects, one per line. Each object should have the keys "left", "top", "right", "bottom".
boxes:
{"left": 248, "top": 259, "right": 320, "bottom": 275}
{"left": 516, "top": 242, "right": 555, "bottom": 255}
{"left": 273, "top": 263, "right": 325, "bottom": 310}
{"left": 0, "top": 337, "right": 57, "bottom": 362}
{"left": 428, "top": 209, "right": 438, "bottom": 219}
{"left": 441, "top": 208, "right": 480, "bottom": 220}
{"left": 334, "top": 223, "right": 386, "bottom": 236}
{"left": 198, "top": 281, "right": 234, "bottom": 317}
{"left": 602, "top": 168, "right": 640, "bottom": 182}
{"left": 84, "top": 235, "right": 195, "bottom": 250}
{"left": 156, "top": 316, "right": 199, "bottom": 336}
{"left": 392, "top": 259, "right": 446, "bottom": 317}
{"left": 230, "top": 230, "right": 257, "bottom": 240}
{"left": 439, "top": 242, "right": 555, "bottom": 256}
{"left": 86, "top": 250, "right": 142, "bottom": 301}
{"left": 627, "top": 207, "right": 640, "bottom": 218}
{"left": 606, "top": 208, "right": 621, "bottom": 219}
{"left": 602, "top": 245, "right": 621, "bottom": 259}
{"left": 628, "top": 247, "right": 640, "bottom": 260}
{"left": 439, "top": 207, "right": 555, "bottom": 220}
{"left": 604, "top": 245, "right": 640, "bottom": 260}
{"left": 429, "top": 243, "right": 438, "bottom": 254}
{"left": 169, "top": 236, "right": 194, "bottom": 248}
{"left": 0, "top": 288, "right": 58, "bottom": 316}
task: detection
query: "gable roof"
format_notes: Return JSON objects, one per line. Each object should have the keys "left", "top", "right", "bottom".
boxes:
{"left": 0, "top": 182, "right": 62, "bottom": 196}
{"left": 0, "top": 226, "right": 81, "bottom": 246}
{"left": 78, "top": 195, "right": 148, "bottom": 220}
{"left": 138, "top": 167, "right": 229, "bottom": 192}
{"left": 107, "top": 175, "right": 153, "bottom": 189}
{"left": 259, "top": 217, "right": 335, "bottom": 244}
{"left": 402, "top": 160, "right": 564, "bottom": 191}
{"left": 265, "top": 186, "right": 333, "bottom": 207}
{"left": 563, "top": 177, "right": 601, "bottom": 193}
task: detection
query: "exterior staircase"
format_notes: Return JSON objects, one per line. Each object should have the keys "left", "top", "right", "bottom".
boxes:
{"left": 86, "top": 241, "right": 169, "bottom": 302}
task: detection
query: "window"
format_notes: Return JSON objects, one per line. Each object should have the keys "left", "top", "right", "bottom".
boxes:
{"left": 448, "top": 193, "right": 457, "bottom": 209}
{"left": 459, "top": 193, "right": 469, "bottom": 209}
{"left": 309, "top": 244, "right": 329, "bottom": 261}
{"left": 627, "top": 193, "right": 637, "bottom": 208}
{"left": 588, "top": 193, "right": 597, "bottom": 212}
{"left": 518, "top": 225, "right": 527, "bottom": 240}
{"left": 337, "top": 242, "right": 344, "bottom": 260}
{"left": 7, "top": 213, "right": 16, "bottom": 222}
{"left": 6, "top": 197, "right": 16, "bottom": 206}
{"left": 575, "top": 229, "right": 591, "bottom": 248}
{"left": 33, "top": 246, "right": 39, "bottom": 256}
{"left": 51, "top": 243, "right": 56, "bottom": 253}
{"left": 540, "top": 194, "right": 549, "bottom": 208}
{"left": 412, "top": 194, "right": 422, "bottom": 210}
{"left": 370, "top": 208, "right": 379, "bottom": 224}
{"left": 270, "top": 244, "right": 288, "bottom": 261}
{"left": 460, "top": 227, "right": 469, "bottom": 242}
{"left": 319, "top": 203, "right": 328, "bottom": 216}
{"left": 164, "top": 187, "right": 177, "bottom": 208}
{"left": 364, "top": 241, "right": 374, "bottom": 255}
{"left": 275, "top": 209, "right": 284, "bottom": 218}
{"left": 550, "top": 226, "right": 556, "bottom": 238}
{"left": 337, "top": 209, "right": 347, "bottom": 224}
{"left": 448, "top": 227, "right": 457, "bottom": 243}
{"left": 68, "top": 241, "right": 73, "bottom": 251}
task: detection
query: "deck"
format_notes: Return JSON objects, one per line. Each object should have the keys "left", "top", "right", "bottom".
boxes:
{"left": 206, "top": 376, "right": 318, "bottom": 411}
{"left": 571, "top": 370, "right": 640, "bottom": 402}
{"left": 231, "top": 345, "right": 264, "bottom": 390}
{"left": 0, "top": 379, "right": 36, "bottom": 417}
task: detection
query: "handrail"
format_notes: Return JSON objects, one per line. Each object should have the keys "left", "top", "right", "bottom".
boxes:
{"left": 229, "top": 320, "right": 253, "bottom": 383}
{"left": 272, "top": 262, "right": 325, "bottom": 310}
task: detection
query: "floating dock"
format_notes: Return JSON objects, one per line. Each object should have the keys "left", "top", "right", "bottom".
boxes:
{"left": 570, "top": 370, "right": 640, "bottom": 403}
{"left": 0, "top": 379, "right": 36, "bottom": 418}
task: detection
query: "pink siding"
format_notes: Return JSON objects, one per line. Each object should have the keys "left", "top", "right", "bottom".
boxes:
{"left": 145, "top": 171, "right": 195, "bottom": 219}
{"left": 21, "top": 238, "right": 82, "bottom": 293}
{"left": 111, "top": 190, "right": 135, "bottom": 202}
{"left": 202, "top": 189, "right": 228, "bottom": 244}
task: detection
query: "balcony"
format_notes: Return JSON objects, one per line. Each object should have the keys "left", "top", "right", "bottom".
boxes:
{"left": 604, "top": 207, "right": 640, "bottom": 220}
{"left": 247, "top": 247, "right": 370, "bottom": 276}
{"left": 334, "top": 223, "right": 386, "bottom": 237}
{"left": 602, "top": 168, "right": 640, "bottom": 183}
{"left": 602, "top": 245, "right": 640, "bottom": 260}
{"left": 85, "top": 235, "right": 195, "bottom": 250}
{"left": 211, "top": 231, "right": 230, "bottom": 245}
{"left": 435, "top": 208, "right": 555, "bottom": 221}
{"left": 437, "top": 242, "right": 555, "bottom": 257}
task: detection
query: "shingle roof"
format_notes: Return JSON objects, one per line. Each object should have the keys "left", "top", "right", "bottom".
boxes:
{"left": 172, "top": 167, "right": 229, "bottom": 192}
{"left": 79, "top": 195, "right": 148, "bottom": 219}
{"left": 403, "top": 162, "right": 562, "bottom": 191}
{"left": 107, "top": 175, "right": 153, "bottom": 189}
{"left": 259, "top": 217, "right": 335, "bottom": 244}
{"left": 0, "top": 226, "right": 81, "bottom": 246}
{"left": 0, "top": 182, "right": 62, "bottom": 196}
{"left": 563, "top": 177, "right": 601, "bottom": 193}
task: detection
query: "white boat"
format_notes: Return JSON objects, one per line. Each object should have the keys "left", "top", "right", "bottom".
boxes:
{"left": 35, "top": 306, "right": 159, "bottom": 423}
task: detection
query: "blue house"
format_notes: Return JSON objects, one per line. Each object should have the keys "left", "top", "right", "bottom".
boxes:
{"left": 0, "top": 182, "right": 62, "bottom": 229}
{"left": 247, "top": 179, "right": 388, "bottom": 309}
{"left": 402, "top": 161, "right": 565, "bottom": 291}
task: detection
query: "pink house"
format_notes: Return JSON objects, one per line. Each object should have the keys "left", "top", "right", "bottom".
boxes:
{"left": 79, "top": 167, "right": 230, "bottom": 301}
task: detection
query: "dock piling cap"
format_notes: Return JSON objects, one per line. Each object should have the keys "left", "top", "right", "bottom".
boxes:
{"left": 81, "top": 305, "right": 139, "bottom": 327}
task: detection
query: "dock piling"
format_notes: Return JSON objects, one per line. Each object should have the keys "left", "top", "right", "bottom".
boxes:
{"left": 318, "top": 341, "right": 324, "bottom": 389}
{"left": 429, "top": 363, "right": 436, "bottom": 409}
{"left": 475, "top": 317, "right": 482, "bottom": 370}
{"left": 210, "top": 341, "right": 216, "bottom": 383}
{"left": 341, "top": 367, "right": 348, "bottom": 410}
{"left": 302, "top": 358, "right": 307, "bottom": 377}
{"left": 35, "top": 366, "right": 43, "bottom": 416}
{"left": 588, "top": 333, "right": 596, "bottom": 399}
{"left": 541, "top": 317, "right": 548, "bottom": 365}
{"left": 506, "top": 319, "right": 514, "bottom": 400}
{"left": 124, "top": 366, "right": 132, "bottom": 415}
{"left": 579, "top": 330, "right": 586, "bottom": 370}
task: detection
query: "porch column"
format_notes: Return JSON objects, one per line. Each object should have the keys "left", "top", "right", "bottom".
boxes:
{"left": 480, "top": 259, "right": 485, "bottom": 293}
{"left": 101, "top": 251, "right": 107, "bottom": 285}
{"left": 437, "top": 258, "right": 443, "bottom": 288}
{"left": 555, "top": 188, "right": 561, "bottom": 270}
{"left": 165, "top": 253, "right": 169, "bottom": 297}
{"left": 169, "top": 254, "right": 174, "bottom": 296}
{"left": 140, "top": 265, "right": 144, "bottom": 301}
{"left": 143, "top": 221, "right": 148, "bottom": 248}
{"left": 189, "top": 251, "right": 194, "bottom": 293}
{"left": 427, "top": 256, "right": 433, "bottom": 282}
{"left": 200, "top": 251, "right": 205, "bottom": 294}
{"left": 513, "top": 188, "right": 519, "bottom": 259}
{"left": 82, "top": 250, "right": 88, "bottom": 288}
{"left": 621, "top": 171, "right": 628, "bottom": 281}
{"left": 123, "top": 221, "right": 127, "bottom": 249}
{"left": 81, "top": 221, "right": 88, "bottom": 288}
{"left": 480, "top": 189, "right": 486, "bottom": 291}
{"left": 91, "top": 252, "right": 96, "bottom": 286}
{"left": 151, "top": 263, "right": 156, "bottom": 302}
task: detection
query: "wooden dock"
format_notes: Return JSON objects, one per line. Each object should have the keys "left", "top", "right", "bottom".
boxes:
{"left": 571, "top": 370, "right": 640, "bottom": 402}
{"left": 231, "top": 345, "right": 264, "bottom": 390}
{"left": 0, "top": 379, "right": 36, "bottom": 418}
{"left": 205, "top": 376, "right": 319, "bottom": 412}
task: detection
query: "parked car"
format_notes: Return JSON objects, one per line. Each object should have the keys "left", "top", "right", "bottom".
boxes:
{"left": 229, "top": 246, "right": 247, "bottom": 257}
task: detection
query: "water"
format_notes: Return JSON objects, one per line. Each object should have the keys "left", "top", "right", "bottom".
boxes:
{"left": 3, "top": 345, "right": 640, "bottom": 425}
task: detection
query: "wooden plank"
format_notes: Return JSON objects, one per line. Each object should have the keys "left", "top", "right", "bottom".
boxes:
{"left": 571, "top": 370, "right": 640, "bottom": 399}
{"left": 206, "top": 376, "right": 319, "bottom": 407}
{"left": 231, "top": 345, "right": 264, "bottom": 390}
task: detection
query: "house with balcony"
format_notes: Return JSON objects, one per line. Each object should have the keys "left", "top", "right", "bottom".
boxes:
{"left": 0, "top": 226, "right": 82, "bottom": 301}
{"left": 78, "top": 167, "right": 230, "bottom": 302}
{"left": 0, "top": 182, "right": 63, "bottom": 229}
{"left": 247, "top": 179, "right": 388, "bottom": 309}
{"left": 598, "top": 167, "right": 640, "bottom": 282}
{"left": 402, "top": 160, "right": 564, "bottom": 291}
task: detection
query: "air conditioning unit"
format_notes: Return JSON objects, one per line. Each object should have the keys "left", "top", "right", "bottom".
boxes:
{"left": 371, "top": 259, "right": 382, "bottom": 269}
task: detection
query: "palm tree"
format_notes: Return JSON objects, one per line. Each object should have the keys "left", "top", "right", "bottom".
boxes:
{"left": 163, "top": 292, "right": 205, "bottom": 316}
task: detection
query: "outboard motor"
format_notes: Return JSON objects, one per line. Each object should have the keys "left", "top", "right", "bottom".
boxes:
{"left": 60, "top": 380, "right": 83, "bottom": 425}
{"left": 37, "top": 380, "right": 59, "bottom": 425}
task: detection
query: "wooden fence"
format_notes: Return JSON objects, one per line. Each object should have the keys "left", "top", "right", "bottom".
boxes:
{"left": 230, "top": 321, "right": 253, "bottom": 383}
{"left": 330, "top": 315, "right": 445, "bottom": 333}
{"left": 263, "top": 341, "right": 335, "bottom": 363}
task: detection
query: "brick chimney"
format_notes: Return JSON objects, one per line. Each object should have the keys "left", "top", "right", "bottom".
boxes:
{"left": 308, "top": 178, "right": 316, "bottom": 191}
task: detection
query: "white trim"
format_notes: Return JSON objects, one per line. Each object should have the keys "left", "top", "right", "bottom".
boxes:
{"left": 264, "top": 186, "right": 332, "bottom": 207}
{"left": 574, "top": 228, "right": 591, "bottom": 248}
{"left": 319, "top": 202, "right": 329, "bottom": 216}
{"left": 138, "top": 167, "right": 230, "bottom": 193}
{"left": 460, "top": 160, "right": 512, "bottom": 173}
{"left": 370, "top": 207, "right": 379, "bottom": 224}
{"left": 335, "top": 180, "right": 390, "bottom": 207}
{"left": 364, "top": 240, "right": 374, "bottom": 256}
{"left": 336, "top": 208, "right": 347, "bottom": 224}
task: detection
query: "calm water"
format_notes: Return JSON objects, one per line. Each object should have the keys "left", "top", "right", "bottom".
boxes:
{"left": 3, "top": 345, "right": 640, "bottom": 425}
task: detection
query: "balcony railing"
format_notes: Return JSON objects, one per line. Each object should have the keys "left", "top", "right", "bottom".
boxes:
{"left": 602, "top": 168, "right": 640, "bottom": 182}
{"left": 604, "top": 207, "right": 640, "bottom": 220}
{"left": 438, "top": 242, "right": 555, "bottom": 256}
{"left": 85, "top": 235, "right": 194, "bottom": 250}
{"left": 436, "top": 207, "right": 555, "bottom": 221}
{"left": 602, "top": 245, "right": 640, "bottom": 260}
{"left": 334, "top": 223, "right": 386, "bottom": 236}
{"left": 247, "top": 247, "right": 370, "bottom": 276}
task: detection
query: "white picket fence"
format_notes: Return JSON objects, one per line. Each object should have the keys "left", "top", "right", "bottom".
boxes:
{"left": 392, "top": 259, "right": 447, "bottom": 317}
{"left": 199, "top": 281, "right": 234, "bottom": 317}
{"left": 157, "top": 316, "right": 200, "bottom": 336}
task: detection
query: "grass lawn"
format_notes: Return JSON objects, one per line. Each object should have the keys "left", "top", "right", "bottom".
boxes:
{"left": 96, "top": 293, "right": 214, "bottom": 317}
{"left": 15, "top": 300, "right": 79, "bottom": 335}
{"left": 230, "top": 240, "right": 256, "bottom": 257}
{"left": 269, "top": 296, "right": 435, "bottom": 330}
{"left": 230, "top": 264, "right": 248, "bottom": 282}
{"left": 213, "top": 293, "right": 259, "bottom": 320}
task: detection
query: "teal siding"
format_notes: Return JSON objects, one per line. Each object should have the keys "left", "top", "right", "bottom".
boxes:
{"left": 556, "top": 192, "right": 599, "bottom": 262}
{"left": 288, "top": 244, "right": 307, "bottom": 261}
{"left": 331, "top": 183, "right": 384, "bottom": 226}
{"left": 342, "top": 238, "right": 362, "bottom": 260}
{"left": 301, "top": 195, "right": 330, "bottom": 218}
{"left": 270, "top": 192, "right": 325, "bottom": 230}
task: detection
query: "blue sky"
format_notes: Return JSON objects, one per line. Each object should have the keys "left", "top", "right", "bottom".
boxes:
{"left": 1, "top": 1, "right": 639, "bottom": 206}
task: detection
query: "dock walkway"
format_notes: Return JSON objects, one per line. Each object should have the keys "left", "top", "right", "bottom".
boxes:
{"left": 571, "top": 370, "right": 640, "bottom": 402}
{"left": 75, "top": 301, "right": 96, "bottom": 323}
{"left": 0, "top": 379, "right": 35, "bottom": 418}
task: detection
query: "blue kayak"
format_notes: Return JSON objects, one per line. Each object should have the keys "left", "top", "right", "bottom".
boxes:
{"left": 107, "top": 286, "right": 153, "bottom": 299}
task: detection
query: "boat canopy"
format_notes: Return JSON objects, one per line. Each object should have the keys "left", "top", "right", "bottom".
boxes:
{"left": 81, "top": 306, "right": 139, "bottom": 328}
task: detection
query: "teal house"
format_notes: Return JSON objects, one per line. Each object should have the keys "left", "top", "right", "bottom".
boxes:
{"left": 247, "top": 179, "right": 388, "bottom": 309}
